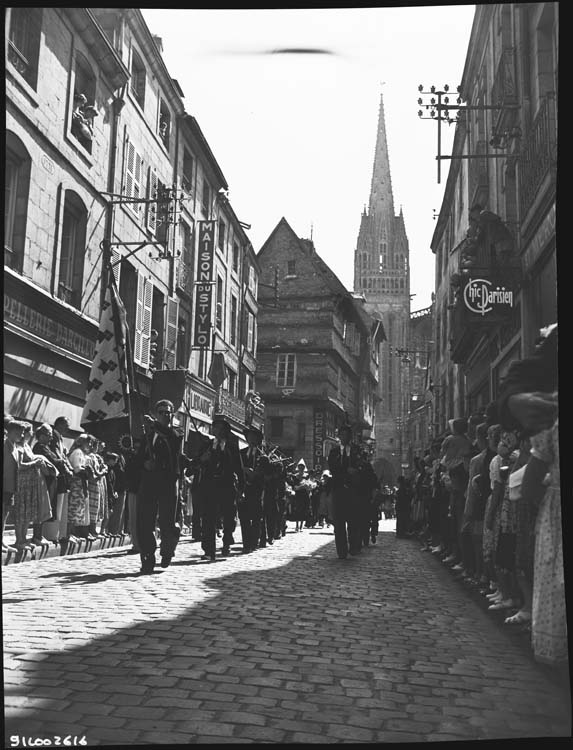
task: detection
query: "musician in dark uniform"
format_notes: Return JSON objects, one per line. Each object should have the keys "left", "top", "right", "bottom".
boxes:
{"left": 195, "top": 415, "right": 243, "bottom": 560}
{"left": 239, "top": 425, "right": 265, "bottom": 553}
{"left": 134, "top": 399, "right": 188, "bottom": 574}
{"left": 327, "top": 420, "right": 363, "bottom": 559}
{"left": 259, "top": 454, "right": 279, "bottom": 547}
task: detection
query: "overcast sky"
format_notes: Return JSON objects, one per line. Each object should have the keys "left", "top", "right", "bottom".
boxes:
{"left": 142, "top": 6, "right": 476, "bottom": 310}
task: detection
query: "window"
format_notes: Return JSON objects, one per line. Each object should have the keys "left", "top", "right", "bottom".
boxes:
{"left": 246, "top": 309, "right": 255, "bottom": 353}
{"left": 57, "top": 191, "right": 87, "bottom": 308}
{"left": 5, "top": 133, "right": 31, "bottom": 272}
{"left": 228, "top": 370, "right": 237, "bottom": 397}
{"left": 276, "top": 353, "right": 296, "bottom": 388}
{"left": 202, "top": 180, "right": 211, "bottom": 217}
{"left": 158, "top": 99, "right": 171, "bottom": 150}
{"left": 182, "top": 149, "right": 194, "bottom": 195}
{"left": 215, "top": 275, "right": 224, "bottom": 331}
{"left": 7, "top": 8, "right": 42, "bottom": 89}
{"left": 163, "top": 297, "right": 179, "bottom": 369}
{"left": 232, "top": 241, "right": 240, "bottom": 273}
{"left": 123, "top": 137, "right": 144, "bottom": 217}
{"left": 287, "top": 259, "right": 296, "bottom": 276}
{"left": 130, "top": 47, "right": 146, "bottom": 110}
{"left": 230, "top": 294, "right": 238, "bottom": 347}
{"left": 218, "top": 219, "right": 226, "bottom": 252}
{"left": 70, "top": 54, "right": 97, "bottom": 154}
{"left": 248, "top": 265, "right": 257, "bottom": 296}
{"left": 176, "top": 314, "right": 189, "bottom": 370}
{"left": 270, "top": 417, "right": 284, "bottom": 438}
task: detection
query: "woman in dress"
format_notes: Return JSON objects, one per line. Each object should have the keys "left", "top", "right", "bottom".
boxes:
{"left": 13, "top": 423, "right": 54, "bottom": 548}
{"left": 524, "top": 414, "right": 566, "bottom": 666}
{"left": 482, "top": 424, "right": 502, "bottom": 599}
{"left": 85, "top": 438, "right": 108, "bottom": 539}
{"left": 67, "top": 434, "right": 92, "bottom": 540}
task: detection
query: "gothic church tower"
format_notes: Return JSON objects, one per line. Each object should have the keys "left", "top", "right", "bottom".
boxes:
{"left": 354, "top": 93, "right": 410, "bottom": 479}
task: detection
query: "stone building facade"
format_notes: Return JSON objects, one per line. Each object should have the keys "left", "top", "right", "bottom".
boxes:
{"left": 430, "top": 3, "right": 557, "bottom": 431}
{"left": 256, "top": 218, "right": 385, "bottom": 470}
{"left": 5, "top": 7, "right": 260, "bottom": 445}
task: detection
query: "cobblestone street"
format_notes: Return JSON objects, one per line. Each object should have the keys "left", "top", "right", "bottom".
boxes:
{"left": 3, "top": 522, "right": 571, "bottom": 745}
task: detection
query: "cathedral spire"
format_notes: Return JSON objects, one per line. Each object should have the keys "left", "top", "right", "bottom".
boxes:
{"left": 368, "top": 92, "right": 395, "bottom": 224}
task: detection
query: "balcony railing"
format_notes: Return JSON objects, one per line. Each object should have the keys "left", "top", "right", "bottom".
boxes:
{"left": 518, "top": 94, "right": 557, "bottom": 220}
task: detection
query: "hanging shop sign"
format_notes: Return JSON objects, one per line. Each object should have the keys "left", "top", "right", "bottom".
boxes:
{"left": 193, "top": 220, "right": 215, "bottom": 348}
{"left": 462, "top": 278, "right": 514, "bottom": 317}
{"left": 314, "top": 409, "right": 325, "bottom": 470}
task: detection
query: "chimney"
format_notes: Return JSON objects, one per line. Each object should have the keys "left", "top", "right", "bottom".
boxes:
{"left": 152, "top": 35, "right": 163, "bottom": 54}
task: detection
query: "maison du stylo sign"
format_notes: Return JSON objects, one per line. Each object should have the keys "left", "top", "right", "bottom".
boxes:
{"left": 463, "top": 278, "right": 514, "bottom": 317}
{"left": 193, "top": 221, "right": 215, "bottom": 348}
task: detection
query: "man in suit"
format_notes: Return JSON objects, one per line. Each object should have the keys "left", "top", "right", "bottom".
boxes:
{"left": 134, "top": 399, "right": 188, "bottom": 574}
{"left": 239, "top": 425, "right": 265, "bottom": 553}
{"left": 327, "top": 420, "right": 363, "bottom": 559}
{"left": 49, "top": 416, "right": 74, "bottom": 541}
{"left": 195, "top": 415, "right": 243, "bottom": 560}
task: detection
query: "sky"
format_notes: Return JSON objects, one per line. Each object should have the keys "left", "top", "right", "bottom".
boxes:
{"left": 141, "top": 6, "right": 476, "bottom": 310}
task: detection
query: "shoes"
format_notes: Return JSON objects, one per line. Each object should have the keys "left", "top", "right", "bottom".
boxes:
{"left": 31, "top": 537, "right": 49, "bottom": 545}
{"left": 452, "top": 563, "right": 464, "bottom": 571}
{"left": 486, "top": 590, "right": 501, "bottom": 600}
{"left": 242, "top": 547, "right": 252, "bottom": 554}
{"left": 267, "top": 539, "right": 273, "bottom": 545}
{"left": 87, "top": 534, "right": 98, "bottom": 541}
{"left": 160, "top": 554, "right": 173, "bottom": 569}
{"left": 505, "top": 610, "right": 532, "bottom": 625}
{"left": 201, "top": 553, "right": 216, "bottom": 561}
{"left": 431, "top": 545, "right": 443, "bottom": 554}
{"left": 443, "top": 554, "right": 457, "bottom": 564}
{"left": 126, "top": 548, "right": 140, "bottom": 555}
{"left": 221, "top": 547, "right": 231, "bottom": 556}
{"left": 338, "top": 553, "right": 348, "bottom": 559}
{"left": 371, "top": 536, "right": 377, "bottom": 544}
{"left": 140, "top": 555, "right": 155, "bottom": 574}
{"left": 488, "top": 599, "right": 516, "bottom": 611}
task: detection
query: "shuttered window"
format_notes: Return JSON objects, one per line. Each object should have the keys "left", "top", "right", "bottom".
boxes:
{"left": 146, "top": 168, "right": 158, "bottom": 233}
{"left": 124, "top": 137, "right": 143, "bottom": 216}
{"left": 134, "top": 274, "right": 153, "bottom": 367}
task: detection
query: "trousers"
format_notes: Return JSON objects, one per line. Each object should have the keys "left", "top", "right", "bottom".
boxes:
{"left": 198, "top": 478, "right": 236, "bottom": 555}
{"left": 332, "top": 486, "right": 360, "bottom": 557}
{"left": 136, "top": 471, "right": 180, "bottom": 560}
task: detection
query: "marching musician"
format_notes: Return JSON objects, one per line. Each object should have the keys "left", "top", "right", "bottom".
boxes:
{"left": 194, "top": 414, "right": 243, "bottom": 561}
{"left": 327, "top": 419, "right": 363, "bottom": 559}
{"left": 134, "top": 399, "right": 189, "bottom": 574}
{"left": 239, "top": 425, "right": 266, "bottom": 553}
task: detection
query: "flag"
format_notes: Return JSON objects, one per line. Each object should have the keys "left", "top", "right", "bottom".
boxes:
{"left": 81, "top": 270, "right": 133, "bottom": 445}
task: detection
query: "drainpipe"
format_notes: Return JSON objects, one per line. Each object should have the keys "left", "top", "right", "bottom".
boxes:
{"left": 100, "top": 85, "right": 126, "bottom": 310}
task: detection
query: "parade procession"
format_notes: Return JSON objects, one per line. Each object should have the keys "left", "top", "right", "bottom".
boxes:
{"left": 4, "top": 5, "right": 568, "bottom": 747}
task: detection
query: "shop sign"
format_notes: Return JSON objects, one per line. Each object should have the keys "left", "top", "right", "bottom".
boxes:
{"left": 193, "top": 221, "right": 215, "bottom": 347}
{"left": 185, "top": 383, "right": 215, "bottom": 421}
{"left": 217, "top": 390, "right": 245, "bottom": 423}
{"left": 463, "top": 278, "right": 514, "bottom": 317}
{"left": 314, "top": 409, "right": 324, "bottom": 469}
{"left": 4, "top": 295, "right": 95, "bottom": 360}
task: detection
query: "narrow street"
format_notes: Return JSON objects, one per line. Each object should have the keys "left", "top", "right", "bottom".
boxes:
{"left": 3, "top": 522, "right": 571, "bottom": 745}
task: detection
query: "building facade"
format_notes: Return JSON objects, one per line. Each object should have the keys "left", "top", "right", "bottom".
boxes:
{"left": 256, "top": 218, "right": 385, "bottom": 470}
{"left": 5, "top": 7, "right": 261, "bottom": 445}
{"left": 430, "top": 3, "right": 558, "bottom": 432}
{"left": 354, "top": 93, "right": 411, "bottom": 477}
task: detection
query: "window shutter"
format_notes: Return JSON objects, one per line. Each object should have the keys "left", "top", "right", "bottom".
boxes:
{"left": 147, "top": 169, "right": 158, "bottom": 233}
{"left": 124, "top": 139, "right": 135, "bottom": 201}
{"left": 133, "top": 151, "right": 142, "bottom": 212}
{"left": 163, "top": 297, "right": 179, "bottom": 369}
{"left": 141, "top": 278, "right": 153, "bottom": 368}
{"left": 134, "top": 272, "right": 144, "bottom": 364}
{"left": 134, "top": 275, "right": 152, "bottom": 367}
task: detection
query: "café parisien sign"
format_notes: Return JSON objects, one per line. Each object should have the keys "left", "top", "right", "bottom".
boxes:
{"left": 463, "top": 278, "right": 513, "bottom": 316}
